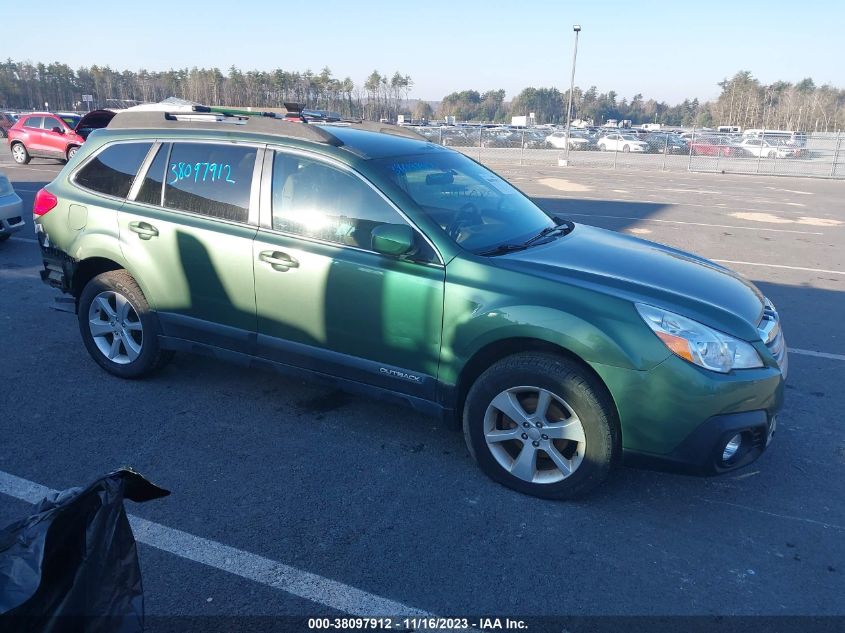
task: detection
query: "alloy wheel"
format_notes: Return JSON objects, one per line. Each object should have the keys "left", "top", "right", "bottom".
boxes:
{"left": 88, "top": 290, "right": 144, "bottom": 365}
{"left": 12, "top": 144, "right": 26, "bottom": 163}
{"left": 483, "top": 386, "right": 586, "bottom": 484}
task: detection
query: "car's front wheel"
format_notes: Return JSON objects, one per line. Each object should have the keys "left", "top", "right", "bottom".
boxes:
{"left": 11, "top": 142, "right": 30, "bottom": 164}
{"left": 78, "top": 270, "right": 173, "bottom": 379}
{"left": 463, "top": 353, "right": 618, "bottom": 499}
{"left": 66, "top": 145, "right": 79, "bottom": 161}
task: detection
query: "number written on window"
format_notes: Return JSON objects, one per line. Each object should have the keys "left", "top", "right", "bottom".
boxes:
{"left": 169, "top": 161, "right": 237, "bottom": 185}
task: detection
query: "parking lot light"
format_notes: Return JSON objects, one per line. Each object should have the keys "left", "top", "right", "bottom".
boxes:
{"left": 561, "top": 25, "right": 581, "bottom": 167}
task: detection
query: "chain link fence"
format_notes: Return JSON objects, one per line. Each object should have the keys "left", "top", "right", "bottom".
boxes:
{"left": 412, "top": 126, "right": 845, "bottom": 179}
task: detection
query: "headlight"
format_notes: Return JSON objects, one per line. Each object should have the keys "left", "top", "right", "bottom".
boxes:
{"left": 636, "top": 304, "right": 763, "bottom": 373}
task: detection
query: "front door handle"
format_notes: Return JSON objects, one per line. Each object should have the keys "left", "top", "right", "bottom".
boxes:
{"left": 259, "top": 250, "right": 299, "bottom": 271}
{"left": 128, "top": 221, "right": 159, "bottom": 240}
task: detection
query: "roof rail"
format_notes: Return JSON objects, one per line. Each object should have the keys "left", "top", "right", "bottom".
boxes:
{"left": 320, "top": 120, "right": 429, "bottom": 141}
{"left": 107, "top": 109, "right": 343, "bottom": 146}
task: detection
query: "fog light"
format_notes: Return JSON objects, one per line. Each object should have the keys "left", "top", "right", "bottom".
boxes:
{"left": 722, "top": 433, "right": 743, "bottom": 462}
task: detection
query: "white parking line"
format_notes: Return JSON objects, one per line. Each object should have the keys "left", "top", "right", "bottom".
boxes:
{"left": 712, "top": 259, "right": 844, "bottom": 275}
{"left": 790, "top": 348, "right": 845, "bottom": 361}
{"left": 564, "top": 213, "right": 824, "bottom": 235}
{"left": 0, "top": 469, "right": 432, "bottom": 618}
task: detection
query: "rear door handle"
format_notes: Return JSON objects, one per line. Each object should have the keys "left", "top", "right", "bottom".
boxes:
{"left": 128, "top": 221, "right": 159, "bottom": 240}
{"left": 259, "top": 250, "right": 299, "bottom": 271}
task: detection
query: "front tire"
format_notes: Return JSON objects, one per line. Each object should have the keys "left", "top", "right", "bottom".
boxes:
{"left": 66, "top": 145, "right": 79, "bottom": 161}
{"left": 463, "top": 353, "right": 618, "bottom": 499}
{"left": 78, "top": 270, "right": 173, "bottom": 378}
{"left": 622, "top": 145, "right": 630, "bottom": 153}
{"left": 11, "top": 142, "right": 30, "bottom": 164}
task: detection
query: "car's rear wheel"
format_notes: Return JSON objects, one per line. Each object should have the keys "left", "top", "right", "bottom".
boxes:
{"left": 66, "top": 145, "right": 79, "bottom": 161}
{"left": 463, "top": 353, "right": 618, "bottom": 499}
{"left": 11, "top": 142, "right": 30, "bottom": 164}
{"left": 622, "top": 145, "right": 630, "bottom": 152}
{"left": 767, "top": 151, "right": 776, "bottom": 159}
{"left": 78, "top": 270, "right": 173, "bottom": 379}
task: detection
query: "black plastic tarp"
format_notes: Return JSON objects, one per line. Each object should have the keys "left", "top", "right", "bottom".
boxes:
{"left": 0, "top": 469, "right": 169, "bottom": 632}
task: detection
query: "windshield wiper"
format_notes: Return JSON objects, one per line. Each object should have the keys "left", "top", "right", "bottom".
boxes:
{"left": 476, "top": 242, "right": 530, "bottom": 256}
{"left": 477, "top": 218, "right": 574, "bottom": 257}
{"left": 520, "top": 218, "right": 575, "bottom": 248}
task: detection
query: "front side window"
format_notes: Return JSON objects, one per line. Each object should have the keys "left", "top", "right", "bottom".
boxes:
{"left": 74, "top": 142, "right": 153, "bottom": 198}
{"left": 271, "top": 152, "right": 435, "bottom": 262}
{"left": 43, "top": 117, "right": 64, "bottom": 132}
{"left": 162, "top": 142, "right": 256, "bottom": 223}
{"left": 372, "top": 151, "right": 555, "bottom": 254}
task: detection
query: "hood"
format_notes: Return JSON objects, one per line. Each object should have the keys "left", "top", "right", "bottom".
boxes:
{"left": 75, "top": 109, "right": 116, "bottom": 139}
{"left": 495, "top": 224, "right": 764, "bottom": 338}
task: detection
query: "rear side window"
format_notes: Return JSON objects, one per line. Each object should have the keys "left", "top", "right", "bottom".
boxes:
{"left": 162, "top": 142, "right": 256, "bottom": 223}
{"left": 74, "top": 142, "right": 153, "bottom": 198}
{"left": 23, "top": 117, "right": 43, "bottom": 129}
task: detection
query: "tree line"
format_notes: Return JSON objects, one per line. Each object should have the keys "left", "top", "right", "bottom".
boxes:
{"left": 0, "top": 60, "right": 412, "bottom": 121}
{"left": 438, "top": 71, "right": 845, "bottom": 131}
{"left": 1, "top": 60, "right": 843, "bottom": 132}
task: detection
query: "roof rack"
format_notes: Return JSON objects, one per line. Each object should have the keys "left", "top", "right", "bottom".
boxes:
{"left": 107, "top": 109, "right": 343, "bottom": 146}
{"left": 107, "top": 106, "right": 431, "bottom": 145}
{"left": 320, "top": 120, "right": 429, "bottom": 141}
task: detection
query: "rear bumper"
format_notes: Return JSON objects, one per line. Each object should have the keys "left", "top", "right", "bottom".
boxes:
{"left": 39, "top": 244, "right": 76, "bottom": 294}
{"left": 0, "top": 192, "right": 24, "bottom": 236}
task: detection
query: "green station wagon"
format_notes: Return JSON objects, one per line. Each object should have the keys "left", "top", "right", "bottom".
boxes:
{"left": 33, "top": 110, "right": 786, "bottom": 498}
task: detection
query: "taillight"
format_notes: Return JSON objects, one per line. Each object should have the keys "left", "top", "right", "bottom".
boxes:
{"left": 33, "top": 188, "right": 58, "bottom": 216}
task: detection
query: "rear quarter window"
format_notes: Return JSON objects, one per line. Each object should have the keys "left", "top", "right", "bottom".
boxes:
{"left": 74, "top": 142, "right": 153, "bottom": 199}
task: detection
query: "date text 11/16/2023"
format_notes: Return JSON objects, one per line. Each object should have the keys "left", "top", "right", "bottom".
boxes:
{"left": 170, "top": 162, "right": 236, "bottom": 185}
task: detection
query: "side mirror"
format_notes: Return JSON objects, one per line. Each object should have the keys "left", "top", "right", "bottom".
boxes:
{"left": 51, "top": 127, "right": 64, "bottom": 134}
{"left": 371, "top": 223, "right": 415, "bottom": 257}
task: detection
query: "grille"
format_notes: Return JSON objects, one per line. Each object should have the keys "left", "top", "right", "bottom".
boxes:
{"left": 758, "top": 300, "right": 788, "bottom": 377}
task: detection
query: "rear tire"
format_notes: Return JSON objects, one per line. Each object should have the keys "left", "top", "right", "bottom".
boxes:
{"left": 78, "top": 270, "right": 173, "bottom": 379}
{"left": 463, "top": 353, "right": 618, "bottom": 500}
{"left": 11, "top": 142, "right": 30, "bottom": 164}
{"left": 623, "top": 145, "right": 630, "bottom": 153}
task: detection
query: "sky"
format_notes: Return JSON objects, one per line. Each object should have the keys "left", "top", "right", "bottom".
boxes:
{"left": 4, "top": 0, "right": 843, "bottom": 104}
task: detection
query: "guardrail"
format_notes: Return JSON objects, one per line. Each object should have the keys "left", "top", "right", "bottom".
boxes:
{"left": 411, "top": 126, "right": 845, "bottom": 179}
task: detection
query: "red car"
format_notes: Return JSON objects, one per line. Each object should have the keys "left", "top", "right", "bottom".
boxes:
{"left": 7, "top": 112, "right": 85, "bottom": 164}
{"left": 6, "top": 110, "right": 115, "bottom": 164}
{"left": 689, "top": 135, "right": 745, "bottom": 157}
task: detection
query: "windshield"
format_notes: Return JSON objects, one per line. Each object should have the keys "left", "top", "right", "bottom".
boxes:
{"left": 373, "top": 152, "right": 554, "bottom": 254}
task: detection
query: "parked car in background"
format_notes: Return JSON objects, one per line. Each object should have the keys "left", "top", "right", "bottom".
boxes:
{"left": 545, "top": 129, "right": 594, "bottom": 150}
{"left": 689, "top": 135, "right": 746, "bottom": 157}
{"left": 644, "top": 132, "right": 688, "bottom": 154}
{"left": 7, "top": 110, "right": 114, "bottom": 164}
{"left": 737, "top": 138, "right": 802, "bottom": 159}
{"left": 0, "top": 170, "right": 25, "bottom": 242}
{"left": 597, "top": 133, "right": 649, "bottom": 152}
{"left": 0, "top": 112, "right": 16, "bottom": 138}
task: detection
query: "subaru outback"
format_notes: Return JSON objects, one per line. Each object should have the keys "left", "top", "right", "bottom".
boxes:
{"left": 32, "top": 109, "right": 786, "bottom": 499}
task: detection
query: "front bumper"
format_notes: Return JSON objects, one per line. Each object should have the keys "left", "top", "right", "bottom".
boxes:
{"left": 592, "top": 353, "right": 785, "bottom": 476}
{"left": 624, "top": 409, "right": 778, "bottom": 475}
{"left": 0, "top": 191, "right": 24, "bottom": 237}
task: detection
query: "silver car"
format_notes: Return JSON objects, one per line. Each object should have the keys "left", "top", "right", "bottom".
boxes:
{"left": 0, "top": 171, "right": 24, "bottom": 242}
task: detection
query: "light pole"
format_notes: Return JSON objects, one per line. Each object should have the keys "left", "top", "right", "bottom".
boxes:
{"left": 562, "top": 24, "right": 581, "bottom": 166}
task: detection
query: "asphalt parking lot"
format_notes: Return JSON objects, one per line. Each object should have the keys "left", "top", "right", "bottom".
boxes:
{"left": 1, "top": 152, "right": 843, "bottom": 629}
